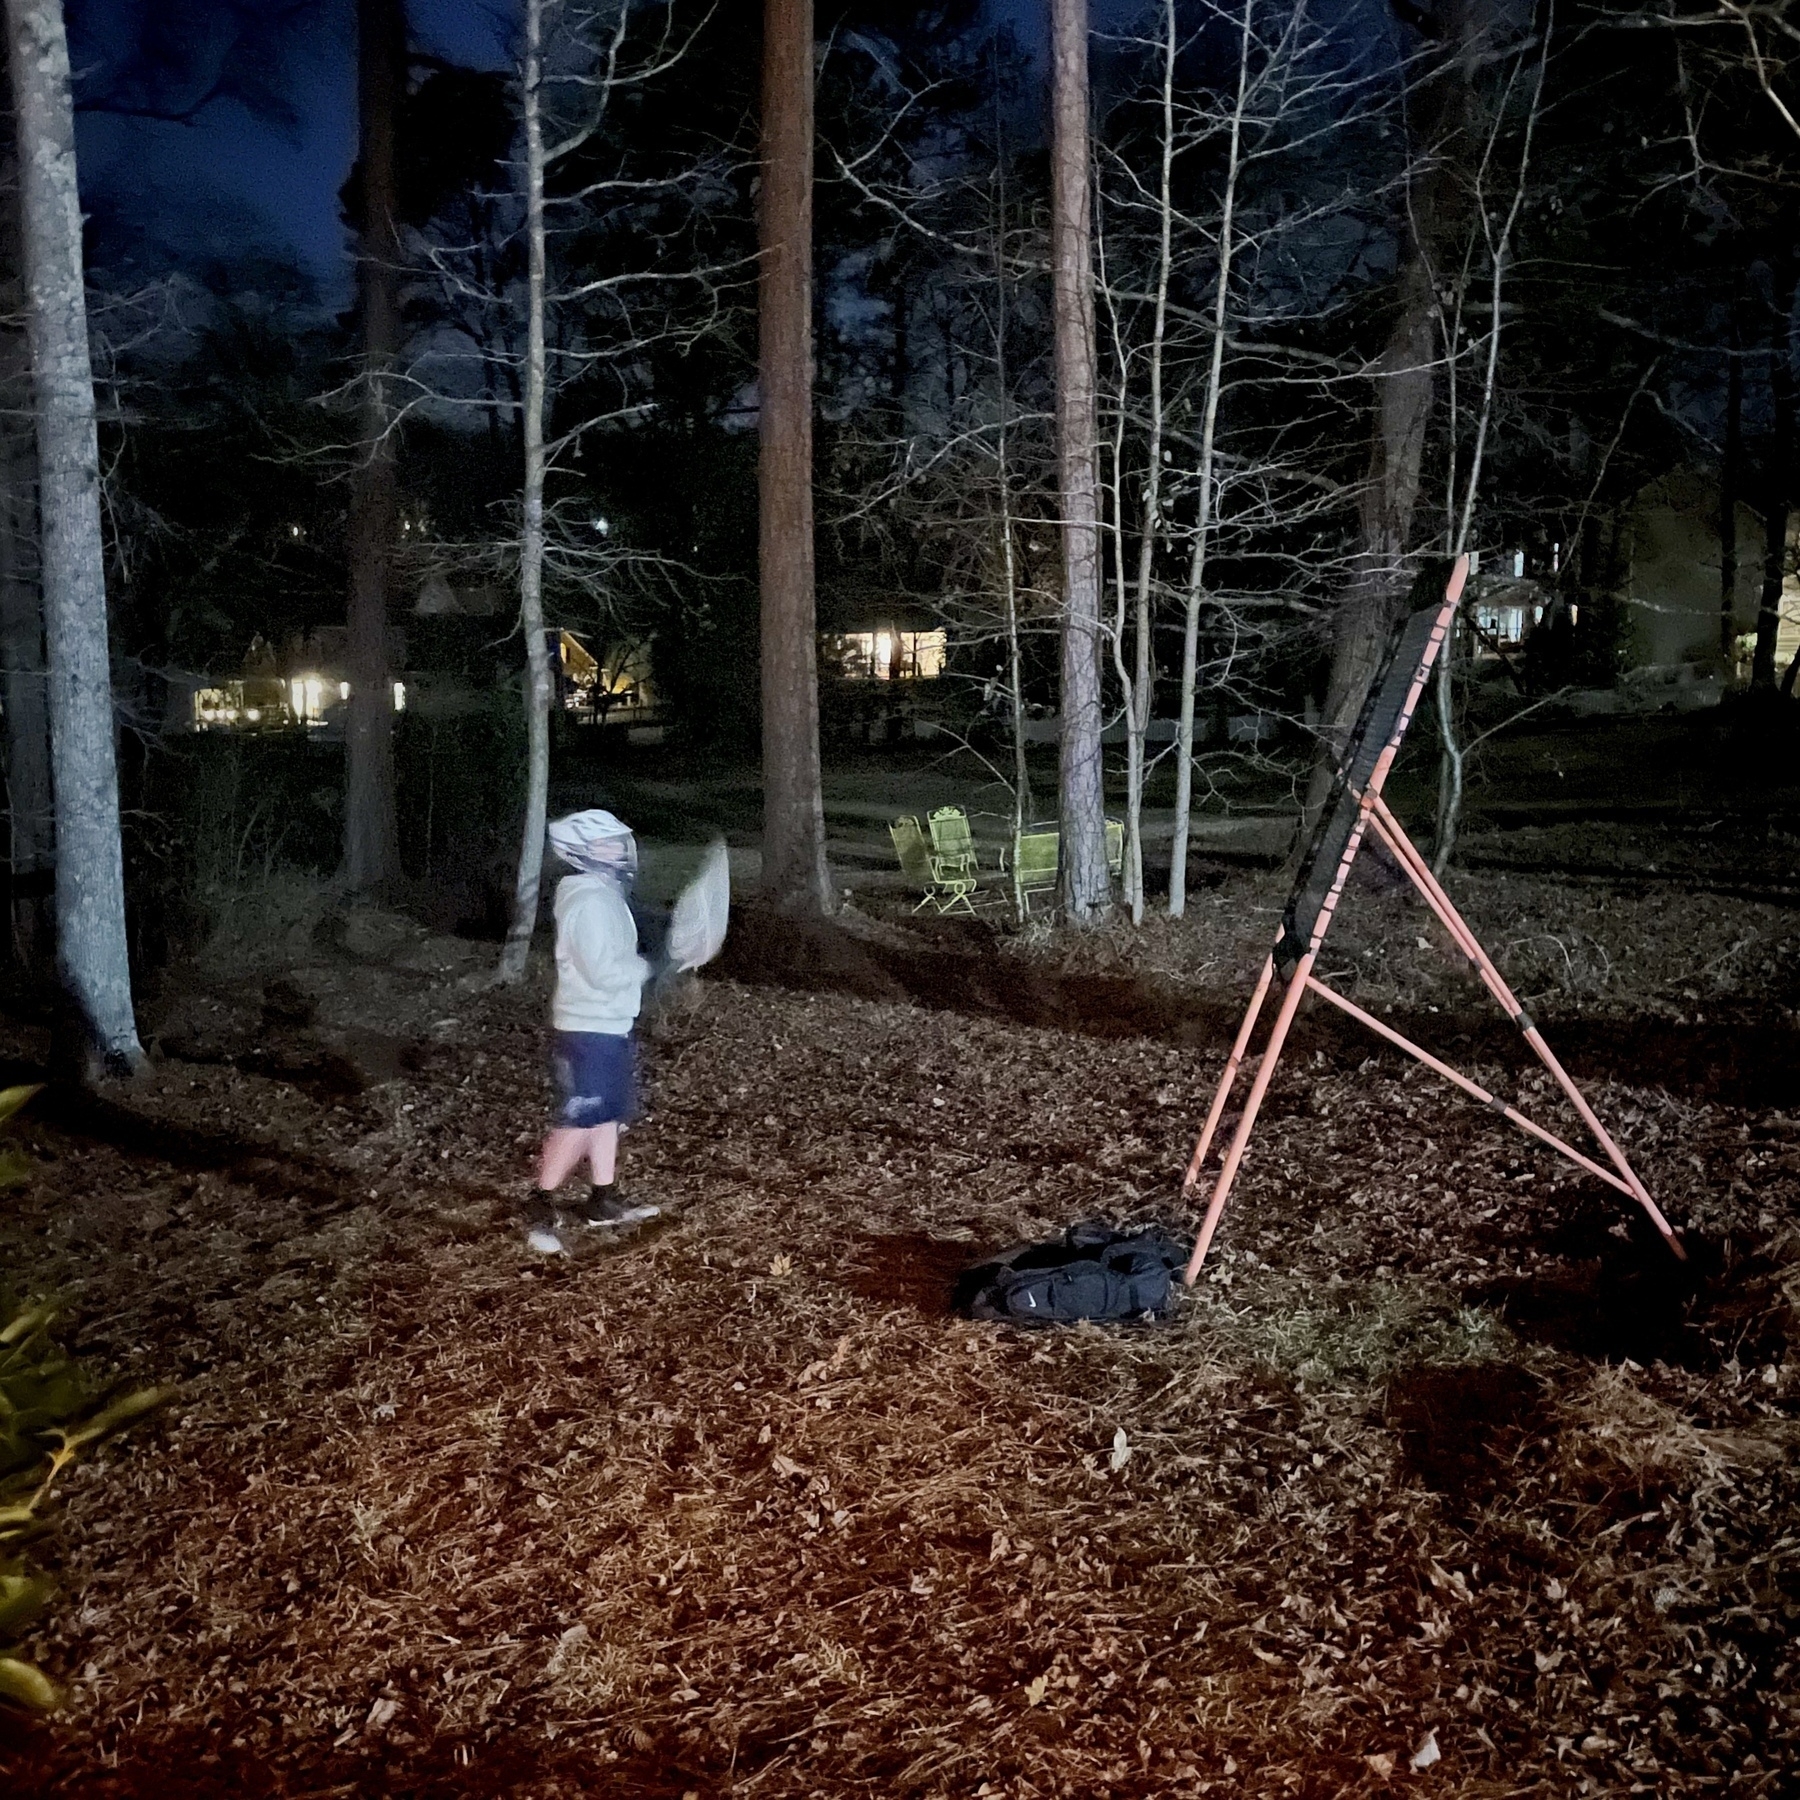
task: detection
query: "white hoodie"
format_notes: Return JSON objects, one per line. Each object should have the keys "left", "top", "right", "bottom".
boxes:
{"left": 552, "top": 873, "right": 651, "bottom": 1035}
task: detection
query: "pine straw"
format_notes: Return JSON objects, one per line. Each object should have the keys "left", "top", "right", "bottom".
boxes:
{"left": 0, "top": 912, "right": 1796, "bottom": 1796}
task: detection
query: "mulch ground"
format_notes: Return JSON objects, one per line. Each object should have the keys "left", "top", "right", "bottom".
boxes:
{"left": 0, "top": 872, "right": 1796, "bottom": 1798}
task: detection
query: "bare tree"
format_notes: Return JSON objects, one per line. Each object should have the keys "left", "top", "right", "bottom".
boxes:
{"left": 1165, "top": 0, "right": 1254, "bottom": 919}
{"left": 3, "top": 0, "right": 142, "bottom": 1066}
{"left": 344, "top": 0, "right": 405, "bottom": 893}
{"left": 1430, "top": 5, "right": 1552, "bottom": 873}
{"left": 489, "top": 0, "right": 723, "bottom": 973}
{"left": 1051, "top": 0, "right": 1109, "bottom": 923}
{"left": 1305, "top": 2, "right": 1481, "bottom": 833}
{"left": 497, "top": 0, "right": 554, "bottom": 983}
{"left": 759, "top": 0, "right": 832, "bottom": 915}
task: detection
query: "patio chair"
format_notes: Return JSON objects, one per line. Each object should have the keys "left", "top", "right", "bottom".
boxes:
{"left": 925, "top": 806, "right": 980, "bottom": 914}
{"left": 889, "top": 814, "right": 978, "bottom": 916}
{"left": 1011, "top": 827, "right": 1060, "bottom": 916}
{"left": 1008, "top": 818, "right": 1126, "bottom": 917}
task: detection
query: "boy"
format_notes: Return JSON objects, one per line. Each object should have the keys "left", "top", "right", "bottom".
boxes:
{"left": 525, "top": 809, "right": 660, "bottom": 1254}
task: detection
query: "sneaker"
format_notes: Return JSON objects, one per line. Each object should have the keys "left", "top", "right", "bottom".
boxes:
{"left": 526, "top": 1227, "right": 567, "bottom": 1256}
{"left": 570, "top": 1188, "right": 661, "bottom": 1228}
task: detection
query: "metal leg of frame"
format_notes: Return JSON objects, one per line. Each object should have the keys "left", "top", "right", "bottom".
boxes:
{"left": 1182, "top": 950, "right": 1317, "bottom": 1286}
{"left": 1181, "top": 952, "right": 1278, "bottom": 1194}
{"left": 1303, "top": 975, "right": 1640, "bottom": 1199}
{"left": 1364, "top": 796, "right": 1684, "bottom": 1258}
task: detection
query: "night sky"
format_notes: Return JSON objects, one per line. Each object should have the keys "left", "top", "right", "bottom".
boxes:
{"left": 69, "top": 0, "right": 1126, "bottom": 307}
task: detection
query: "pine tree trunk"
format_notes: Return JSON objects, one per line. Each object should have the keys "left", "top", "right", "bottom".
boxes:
{"left": 1306, "top": 254, "right": 1438, "bottom": 827}
{"left": 0, "top": 135, "right": 51, "bottom": 965}
{"left": 1050, "top": 0, "right": 1108, "bottom": 923}
{"left": 757, "top": 0, "right": 831, "bottom": 915}
{"left": 0, "top": 413, "right": 51, "bottom": 966}
{"left": 497, "top": 0, "right": 552, "bottom": 984}
{"left": 1752, "top": 297, "right": 1790, "bottom": 691}
{"left": 1720, "top": 315, "right": 1742, "bottom": 671}
{"left": 1303, "top": 6, "right": 1477, "bottom": 833}
{"left": 3, "top": 0, "right": 141, "bottom": 1066}
{"left": 344, "top": 0, "right": 404, "bottom": 893}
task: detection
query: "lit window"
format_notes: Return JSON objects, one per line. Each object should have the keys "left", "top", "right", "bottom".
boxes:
{"left": 289, "top": 676, "right": 327, "bottom": 725}
{"left": 832, "top": 629, "right": 948, "bottom": 681}
{"left": 339, "top": 681, "right": 351, "bottom": 701}
{"left": 1474, "top": 604, "right": 1528, "bottom": 647}
{"left": 392, "top": 681, "right": 407, "bottom": 712}
{"left": 193, "top": 684, "right": 242, "bottom": 729}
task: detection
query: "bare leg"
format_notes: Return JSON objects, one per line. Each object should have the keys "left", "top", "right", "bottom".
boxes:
{"left": 538, "top": 1127, "right": 597, "bottom": 1192}
{"left": 586, "top": 1121, "right": 620, "bottom": 1186}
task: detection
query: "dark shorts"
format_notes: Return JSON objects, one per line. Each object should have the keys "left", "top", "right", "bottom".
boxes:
{"left": 552, "top": 1030, "right": 638, "bottom": 1128}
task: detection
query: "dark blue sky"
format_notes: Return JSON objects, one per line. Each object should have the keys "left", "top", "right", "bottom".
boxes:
{"left": 72, "top": 0, "right": 1132, "bottom": 305}
{"left": 76, "top": 0, "right": 514, "bottom": 303}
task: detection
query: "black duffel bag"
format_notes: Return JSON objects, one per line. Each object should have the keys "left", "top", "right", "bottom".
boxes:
{"left": 953, "top": 1221, "right": 1189, "bottom": 1326}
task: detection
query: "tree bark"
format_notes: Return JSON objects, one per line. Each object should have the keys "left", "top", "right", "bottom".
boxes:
{"left": 344, "top": 0, "right": 404, "bottom": 893}
{"left": 1050, "top": 0, "right": 1108, "bottom": 923}
{"left": 1114, "top": 0, "right": 1177, "bottom": 925}
{"left": 3, "top": 0, "right": 142, "bottom": 1066}
{"left": 497, "top": 0, "right": 551, "bottom": 983}
{"left": 1304, "top": 10, "right": 1476, "bottom": 832}
{"left": 0, "top": 135, "right": 51, "bottom": 965}
{"left": 1169, "top": 0, "right": 1252, "bottom": 919}
{"left": 0, "top": 411, "right": 51, "bottom": 965}
{"left": 1752, "top": 303, "right": 1792, "bottom": 692}
{"left": 757, "top": 0, "right": 831, "bottom": 915}
{"left": 1720, "top": 313, "right": 1742, "bottom": 670}
{"left": 1306, "top": 255, "right": 1439, "bottom": 825}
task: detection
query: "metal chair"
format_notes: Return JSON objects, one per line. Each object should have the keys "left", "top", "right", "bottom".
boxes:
{"left": 1005, "top": 819, "right": 1124, "bottom": 917}
{"left": 925, "top": 806, "right": 980, "bottom": 915}
{"left": 889, "top": 813, "right": 978, "bottom": 915}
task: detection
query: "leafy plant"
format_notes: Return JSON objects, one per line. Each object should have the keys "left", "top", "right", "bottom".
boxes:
{"left": 0, "top": 1089, "right": 172, "bottom": 1710}
{"left": 0, "top": 1082, "right": 43, "bottom": 1189}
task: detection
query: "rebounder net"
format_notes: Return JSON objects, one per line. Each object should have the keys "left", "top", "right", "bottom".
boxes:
{"left": 1277, "top": 563, "right": 1457, "bottom": 974}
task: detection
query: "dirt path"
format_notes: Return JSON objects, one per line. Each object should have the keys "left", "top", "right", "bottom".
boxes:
{"left": 0, "top": 898, "right": 1796, "bottom": 1797}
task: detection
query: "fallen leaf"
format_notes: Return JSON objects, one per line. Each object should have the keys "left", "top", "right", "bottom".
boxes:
{"left": 1023, "top": 1674, "right": 1049, "bottom": 1706}
{"left": 1109, "top": 1426, "right": 1131, "bottom": 1472}
{"left": 1365, "top": 1752, "right": 1396, "bottom": 1777}
{"left": 1410, "top": 1729, "right": 1441, "bottom": 1771}
{"left": 769, "top": 1253, "right": 793, "bottom": 1276}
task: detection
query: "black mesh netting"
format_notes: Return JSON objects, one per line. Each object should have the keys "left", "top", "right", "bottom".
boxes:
{"left": 1278, "top": 565, "right": 1458, "bottom": 973}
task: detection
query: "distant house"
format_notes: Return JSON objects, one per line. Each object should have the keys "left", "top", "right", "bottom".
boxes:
{"left": 555, "top": 629, "right": 660, "bottom": 739}
{"left": 172, "top": 626, "right": 408, "bottom": 738}
{"left": 817, "top": 595, "right": 950, "bottom": 742}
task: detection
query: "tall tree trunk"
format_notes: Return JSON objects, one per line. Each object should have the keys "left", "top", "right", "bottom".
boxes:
{"left": 1169, "top": 0, "right": 1251, "bottom": 919}
{"left": 1050, "top": 0, "right": 1108, "bottom": 923}
{"left": 4, "top": 0, "right": 141, "bottom": 1067}
{"left": 990, "top": 148, "right": 1030, "bottom": 919}
{"left": 0, "top": 415, "right": 51, "bottom": 966}
{"left": 1304, "top": 10, "right": 1476, "bottom": 832}
{"left": 1306, "top": 257, "right": 1439, "bottom": 825}
{"left": 1720, "top": 311, "right": 1743, "bottom": 671}
{"left": 757, "top": 0, "right": 831, "bottom": 915}
{"left": 497, "top": 0, "right": 551, "bottom": 983}
{"left": 1111, "top": 0, "right": 1177, "bottom": 925}
{"left": 1752, "top": 298, "right": 1792, "bottom": 691}
{"left": 0, "top": 136, "right": 51, "bottom": 965}
{"left": 344, "top": 0, "right": 404, "bottom": 893}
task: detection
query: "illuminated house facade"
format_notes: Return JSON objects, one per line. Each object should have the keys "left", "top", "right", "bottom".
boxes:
{"left": 817, "top": 590, "right": 951, "bottom": 740}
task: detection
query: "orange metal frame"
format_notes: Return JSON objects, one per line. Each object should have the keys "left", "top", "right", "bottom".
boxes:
{"left": 1180, "top": 557, "right": 1683, "bottom": 1285}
